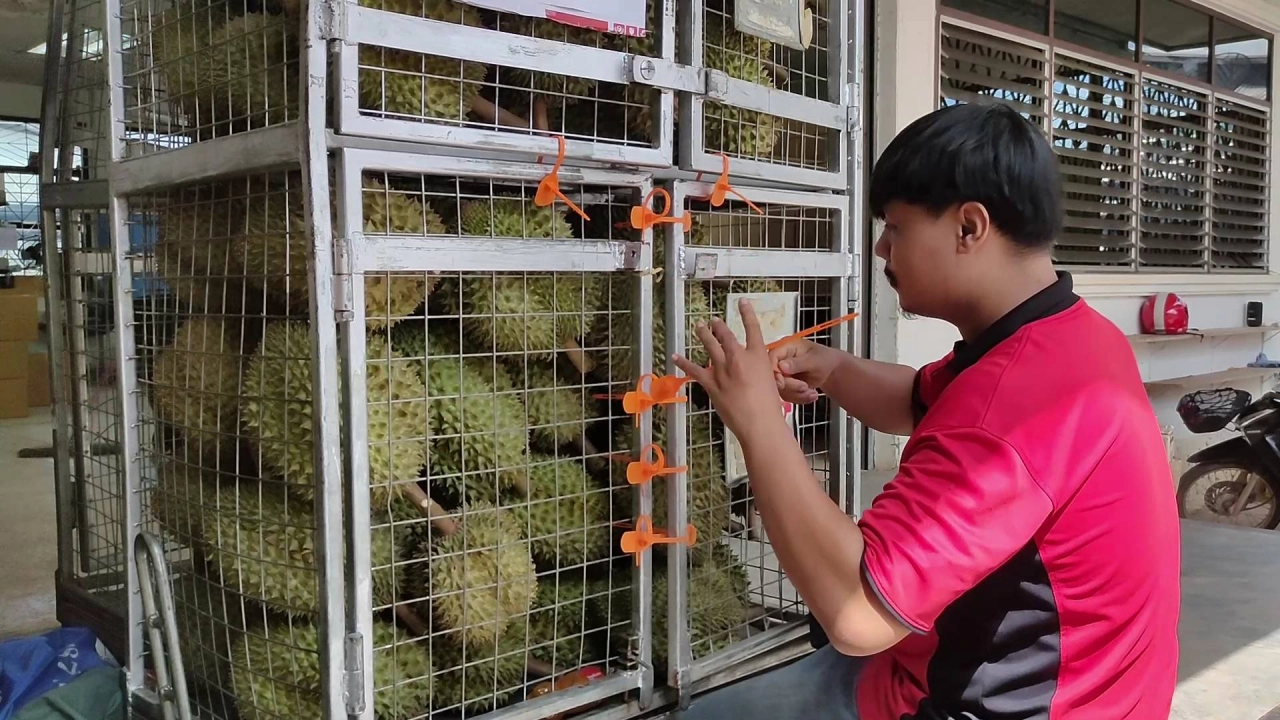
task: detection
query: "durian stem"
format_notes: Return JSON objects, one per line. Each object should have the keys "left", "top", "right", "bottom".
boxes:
{"left": 561, "top": 339, "right": 594, "bottom": 375}
{"left": 402, "top": 483, "right": 458, "bottom": 536}
{"left": 471, "top": 96, "right": 531, "bottom": 129}
{"left": 533, "top": 96, "right": 550, "bottom": 132}
{"left": 526, "top": 657, "right": 556, "bottom": 678}
{"left": 395, "top": 604, "right": 431, "bottom": 636}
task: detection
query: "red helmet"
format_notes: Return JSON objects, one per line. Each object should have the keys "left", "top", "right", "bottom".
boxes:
{"left": 1140, "top": 292, "right": 1189, "bottom": 335}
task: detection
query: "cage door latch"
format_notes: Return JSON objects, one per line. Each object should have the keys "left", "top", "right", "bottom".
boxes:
{"left": 344, "top": 632, "right": 366, "bottom": 715}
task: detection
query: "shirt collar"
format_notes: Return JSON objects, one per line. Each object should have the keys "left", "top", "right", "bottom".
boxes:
{"left": 948, "top": 271, "right": 1079, "bottom": 374}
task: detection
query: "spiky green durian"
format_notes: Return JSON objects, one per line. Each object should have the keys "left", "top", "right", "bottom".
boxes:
{"left": 591, "top": 281, "right": 712, "bottom": 385}
{"left": 593, "top": 555, "right": 748, "bottom": 671}
{"left": 172, "top": 569, "right": 249, "bottom": 693}
{"left": 150, "top": 460, "right": 232, "bottom": 545}
{"left": 523, "top": 577, "right": 604, "bottom": 669}
{"left": 447, "top": 273, "right": 605, "bottom": 359}
{"left": 200, "top": 477, "right": 401, "bottom": 615}
{"left": 611, "top": 411, "right": 731, "bottom": 538}
{"left": 507, "top": 17, "right": 603, "bottom": 104}
{"left": 154, "top": 184, "right": 246, "bottom": 313}
{"left": 459, "top": 198, "right": 574, "bottom": 240}
{"left": 701, "top": 23, "right": 782, "bottom": 159}
{"left": 242, "top": 322, "right": 430, "bottom": 505}
{"left": 505, "top": 455, "right": 611, "bottom": 568}
{"left": 229, "top": 620, "right": 432, "bottom": 720}
{"left": 204, "top": 13, "right": 300, "bottom": 126}
{"left": 412, "top": 332, "right": 529, "bottom": 503}
{"left": 362, "top": 179, "right": 447, "bottom": 327}
{"left": 424, "top": 502, "right": 538, "bottom": 651}
{"left": 150, "top": 6, "right": 226, "bottom": 127}
{"left": 356, "top": 0, "right": 487, "bottom": 121}
{"left": 505, "top": 362, "right": 596, "bottom": 449}
{"left": 152, "top": 317, "right": 247, "bottom": 456}
{"left": 431, "top": 632, "right": 526, "bottom": 714}
{"left": 231, "top": 180, "right": 311, "bottom": 308}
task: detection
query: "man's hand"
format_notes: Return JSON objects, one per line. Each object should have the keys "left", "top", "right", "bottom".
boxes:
{"left": 770, "top": 340, "right": 839, "bottom": 405}
{"left": 672, "top": 299, "right": 787, "bottom": 444}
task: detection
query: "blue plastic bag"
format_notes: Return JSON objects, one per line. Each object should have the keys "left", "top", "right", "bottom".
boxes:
{"left": 0, "top": 628, "right": 111, "bottom": 720}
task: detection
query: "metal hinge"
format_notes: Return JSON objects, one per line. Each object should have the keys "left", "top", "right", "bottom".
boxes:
{"left": 627, "top": 55, "right": 706, "bottom": 95}
{"left": 333, "top": 235, "right": 354, "bottom": 321}
{"left": 847, "top": 258, "right": 861, "bottom": 309}
{"left": 343, "top": 632, "right": 366, "bottom": 715}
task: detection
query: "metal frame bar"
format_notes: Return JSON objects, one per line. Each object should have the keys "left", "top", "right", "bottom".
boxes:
{"left": 664, "top": 179, "right": 854, "bottom": 700}
{"left": 846, "top": 0, "right": 865, "bottom": 514}
{"left": 681, "top": 0, "right": 851, "bottom": 189}
{"left": 333, "top": 2, "right": 676, "bottom": 168}
{"left": 336, "top": 145, "right": 658, "bottom": 719}
{"left": 303, "top": 0, "right": 350, "bottom": 715}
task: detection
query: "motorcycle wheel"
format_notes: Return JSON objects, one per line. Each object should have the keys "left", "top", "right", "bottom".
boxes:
{"left": 1176, "top": 461, "right": 1280, "bottom": 529}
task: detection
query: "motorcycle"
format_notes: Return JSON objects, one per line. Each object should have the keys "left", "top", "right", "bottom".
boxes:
{"left": 1175, "top": 388, "right": 1280, "bottom": 529}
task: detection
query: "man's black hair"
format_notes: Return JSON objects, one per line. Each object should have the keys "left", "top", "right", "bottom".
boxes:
{"left": 868, "top": 103, "right": 1064, "bottom": 250}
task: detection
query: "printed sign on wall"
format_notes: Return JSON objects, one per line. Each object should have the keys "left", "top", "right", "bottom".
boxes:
{"left": 455, "top": 0, "right": 648, "bottom": 36}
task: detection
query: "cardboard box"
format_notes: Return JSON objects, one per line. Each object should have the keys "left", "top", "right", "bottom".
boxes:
{"left": 0, "top": 377, "right": 28, "bottom": 419}
{"left": 6, "top": 276, "right": 45, "bottom": 296}
{"left": 0, "top": 294, "right": 38, "bottom": 341}
{"left": 0, "top": 341, "right": 27, "bottom": 380}
{"left": 27, "top": 352, "right": 49, "bottom": 408}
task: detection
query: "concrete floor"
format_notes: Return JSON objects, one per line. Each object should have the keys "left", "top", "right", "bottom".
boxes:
{"left": 4, "top": 431, "right": 1280, "bottom": 717}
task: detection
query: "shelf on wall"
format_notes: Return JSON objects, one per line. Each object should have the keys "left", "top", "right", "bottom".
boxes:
{"left": 1144, "top": 366, "right": 1280, "bottom": 388}
{"left": 1128, "top": 325, "right": 1280, "bottom": 344}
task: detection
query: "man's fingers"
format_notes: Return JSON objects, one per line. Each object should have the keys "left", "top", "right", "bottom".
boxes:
{"left": 672, "top": 354, "right": 711, "bottom": 387}
{"left": 693, "top": 322, "right": 725, "bottom": 367}
{"left": 777, "top": 376, "right": 812, "bottom": 396}
{"left": 738, "top": 298, "right": 765, "bottom": 349}
{"left": 711, "top": 318, "right": 741, "bottom": 359}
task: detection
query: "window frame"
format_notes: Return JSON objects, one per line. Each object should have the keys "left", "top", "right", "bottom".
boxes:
{"left": 936, "top": 4, "right": 1273, "bottom": 274}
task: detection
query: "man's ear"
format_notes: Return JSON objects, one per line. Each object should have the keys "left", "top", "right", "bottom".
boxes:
{"left": 955, "top": 202, "right": 991, "bottom": 254}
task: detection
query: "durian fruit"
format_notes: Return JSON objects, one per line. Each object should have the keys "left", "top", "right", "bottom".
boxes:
{"left": 242, "top": 322, "right": 430, "bottom": 506}
{"left": 229, "top": 620, "right": 432, "bottom": 720}
{"left": 151, "top": 316, "right": 248, "bottom": 457}
{"left": 505, "top": 454, "right": 611, "bottom": 568}
{"left": 594, "top": 552, "right": 749, "bottom": 671}
{"left": 397, "top": 328, "right": 529, "bottom": 503}
{"left": 701, "top": 24, "right": 782, "bottom": 159}
{"left": 356, "top": 0, "right": 487, "bottom": 121}
{"left": 505, "top": 362, "right": 597, "bottom": 449}
{"left": 522, "top": 576, "right": 604, "bottom": 669}
{"left": 611, "top": 411, "right": 731, "bottom": 538}
{"left": 361, "top": 178, "right": 448, "bottom": 328}
{"left": 153, "top": 184, "right": 246, "bottom": 313}
{"left": 423, "top": 502, "right": 538, "bottom": 651}
{"left": 149, "top": 5, "right": 227, "bottom": 130}
{"left": 459, "top": 197, "right": 574, "bottom": 240}
{"left": 172, "top": 569, "right": 249, "bottom": 691}
{"left": 431, "top": 631, "right": 526, "bottom": 713}
{"left": 231, "top": 179, "right": 311, "bottom": 309}
{"left": 150, "top": 459, "right": 231, "bottom": 544}
{"left": 590, "top": 281, "right": 712, "bottom": 386}
{"left": 200, "top": 476, "right": 402, "bottom": 615}
{"left": 445, "top": 272, "right": 606, "bottom": 361}
{"left": 507, "top": 17, "right": 604, "bottom": 105}
{"left": 203, "top": 13, "right": 300, "bottom": 126}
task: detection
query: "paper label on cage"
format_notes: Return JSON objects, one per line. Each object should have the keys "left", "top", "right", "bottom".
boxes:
{"left": 733, "top": 0, "right": 807, "bottom": 50}
{"left": 723, "top": 291, "right": 798, "bottom": 488}
{"left": 455, "top": 0, "right": 649, "bottom": 36}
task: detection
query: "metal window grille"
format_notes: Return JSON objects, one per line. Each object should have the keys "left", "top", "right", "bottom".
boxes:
{"left": 939, "top": 18, "right": 1271, "bottom": 273}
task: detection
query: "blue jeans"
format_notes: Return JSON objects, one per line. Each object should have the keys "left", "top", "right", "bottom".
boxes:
{"left": 671, "top": 645, "right": 865, "bottom": 720}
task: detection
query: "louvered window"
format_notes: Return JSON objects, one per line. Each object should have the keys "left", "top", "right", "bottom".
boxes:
{"left": 940, "top": 20, "right": 1271, "bottom": 273}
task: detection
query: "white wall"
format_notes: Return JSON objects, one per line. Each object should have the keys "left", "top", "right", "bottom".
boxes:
{"left": 867, "top": 0, "right": 1280, "bottom": 471}
{"left": 0, "top": 82, "right": 42, "bottom": 121}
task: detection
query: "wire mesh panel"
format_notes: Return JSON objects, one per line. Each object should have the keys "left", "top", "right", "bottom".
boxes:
{"left": 335, "top": 0, "right": 676, "bottom": 168}
{"left": 118, "top": 168, "right": 347, "bottom": 720}
{"left": 337, "top": 150, "right": 657, "bottom": 719}
{"left": 655, "top": 181, "right": 852, "bottom": 693}
{"left": 114, "top": 0, "right": 300, "bottom": 158}
{"left": 683, "top": 0, "right": 850, "bottom": 189}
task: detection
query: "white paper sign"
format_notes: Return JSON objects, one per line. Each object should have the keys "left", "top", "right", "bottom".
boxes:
{"left": 723, "top": 291, "right": 799, "bottom": 488}
{"left": 0, "top": 226, "right": 19, "bottom": 253}
{"left": 457, "top": 0, "right": 648, "bottom": 36}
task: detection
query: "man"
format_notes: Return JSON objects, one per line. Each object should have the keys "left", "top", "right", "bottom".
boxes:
{"left": 672, "top": 103, "right": 1181, "bottom": 719}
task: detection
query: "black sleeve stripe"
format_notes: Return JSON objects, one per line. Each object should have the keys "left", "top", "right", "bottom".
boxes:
{"left": 911, "top": 369, "right": 928, "bottom": 428}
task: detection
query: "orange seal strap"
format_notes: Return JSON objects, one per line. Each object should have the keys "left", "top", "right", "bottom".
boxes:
{"left": 630, "top": 187, "right": 692, "bottom": 231}
{"left": 535, "top": 135, "right": 590, "bottom": 222}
